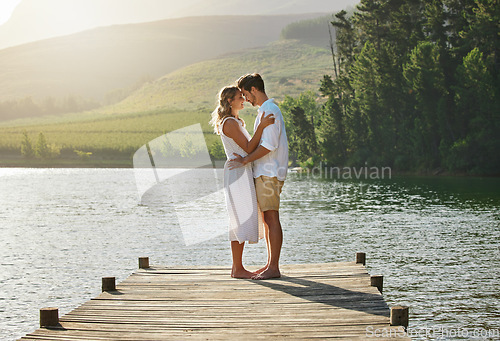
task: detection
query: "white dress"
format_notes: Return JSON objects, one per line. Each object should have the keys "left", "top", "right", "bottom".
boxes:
{"left": 219, "top": 117, "right": 264, "bottom": 244}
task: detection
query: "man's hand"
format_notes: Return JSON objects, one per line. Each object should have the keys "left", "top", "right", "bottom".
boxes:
{"left": 228, "top": 153, "right": 247, "bottom": 169}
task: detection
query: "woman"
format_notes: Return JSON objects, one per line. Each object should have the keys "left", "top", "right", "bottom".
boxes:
{"left": 210, "top": 85, "right": 274, "bottom": 279}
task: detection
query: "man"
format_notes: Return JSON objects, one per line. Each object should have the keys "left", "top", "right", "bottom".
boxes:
{"left": 229, "top": 73, "right": 288, "bottom": 280}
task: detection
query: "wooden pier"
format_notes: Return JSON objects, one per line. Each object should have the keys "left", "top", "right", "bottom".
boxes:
{"left": 20, "top": 257, "right": 411, "bottom": 340}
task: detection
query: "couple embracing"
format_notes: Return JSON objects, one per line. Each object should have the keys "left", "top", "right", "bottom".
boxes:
{"left": 210, "top": 73, "right": 288, "bottom": 280}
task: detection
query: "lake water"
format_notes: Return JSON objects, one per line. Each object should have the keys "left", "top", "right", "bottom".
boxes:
{"left": 0, "top": 168, "right": 499, "bottom": 340}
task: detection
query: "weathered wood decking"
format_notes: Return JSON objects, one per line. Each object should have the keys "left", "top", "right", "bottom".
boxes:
{"left": 20, "top": 262, "right": 411, "bottom": 340}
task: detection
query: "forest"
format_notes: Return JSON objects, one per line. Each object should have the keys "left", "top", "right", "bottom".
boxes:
{"left": 282, "top": 0, "right": 499, "bottom": 175}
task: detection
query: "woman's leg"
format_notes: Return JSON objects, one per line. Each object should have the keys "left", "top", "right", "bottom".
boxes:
{"left": 230, "top": 241, "right": 255, "bottom": 279}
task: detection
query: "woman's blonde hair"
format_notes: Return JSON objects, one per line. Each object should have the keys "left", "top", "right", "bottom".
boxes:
{"left": 210, "top": 86, "right": 239, "bottom": 134}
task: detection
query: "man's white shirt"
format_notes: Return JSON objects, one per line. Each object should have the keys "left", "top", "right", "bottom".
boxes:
{"left": 252, "top": 98, "right": 289, "bottom": 181}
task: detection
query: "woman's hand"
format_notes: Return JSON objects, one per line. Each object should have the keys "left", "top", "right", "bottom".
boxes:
{"left": 228, "top": 153, "right": 246, "bottom": 169}
{"left": 259, "top": 112, "right": 275, "bottom": 129}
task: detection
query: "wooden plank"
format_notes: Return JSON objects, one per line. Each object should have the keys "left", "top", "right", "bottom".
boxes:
{"left": 19, "top": 262, "right": 411, "bottom": 340}
{"left": 22, "top": 327, "right": 408, "bottom": 341}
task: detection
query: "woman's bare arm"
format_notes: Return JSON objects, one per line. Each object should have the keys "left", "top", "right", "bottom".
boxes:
{"left": 222, "top": 114, "right": 274, "bottom": 154}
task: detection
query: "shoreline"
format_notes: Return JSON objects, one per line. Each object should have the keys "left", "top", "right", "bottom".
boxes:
{"left": 0, "top": 159, "right": 498, "bottom": 177}
{"left": 0, "top": 159, "right": 133, "bottom": 168}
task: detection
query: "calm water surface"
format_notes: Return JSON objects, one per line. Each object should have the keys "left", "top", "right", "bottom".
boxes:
{"left": 0, "top": 168, "right": 498, "bottom": 340}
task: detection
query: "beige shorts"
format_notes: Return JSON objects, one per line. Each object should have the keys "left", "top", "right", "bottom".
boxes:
{"left": 255, "top": 176, "right": 284, "bottom": 212}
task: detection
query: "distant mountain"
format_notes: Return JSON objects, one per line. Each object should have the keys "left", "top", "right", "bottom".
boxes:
{"left": 0, "top": 0, "right": 200, "bottom": 49}
{"left": 0, "top": 0, "right": 359, "bottom": 49}
{"left": 0, "top": 14, "right": 325, "bottom": 103}
{"left": 176, "top": 0, "right": 358, "bottom": 16}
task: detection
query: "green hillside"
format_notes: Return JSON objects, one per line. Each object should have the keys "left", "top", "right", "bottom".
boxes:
{"left": 105, "top": 39, "right": 331, "bottom": 115}
{"left": 0, "top": 39, "right": 332, "bottom": 167}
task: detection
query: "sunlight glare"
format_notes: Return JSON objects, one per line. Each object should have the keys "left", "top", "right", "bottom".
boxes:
{"left": 0, "top": 0, "right": 22, "bottom": 25}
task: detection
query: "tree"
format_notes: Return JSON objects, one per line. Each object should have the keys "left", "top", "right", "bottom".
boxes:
{"left": 281, "top": 92, "right": 319, "bottom": 165}
{"left": 448, "top": 48, "right": 500, "bottom": 173}
{"left": 403, "top": 41, "right": 447, "bottom": 168}
{"left": 208, "top": 140, "right": 226, "bottom": 160}
{"left": 330, "top": 10, "right": 357, "bottom": 75}
{"left": 316, "top": 0, "right": 498, "bottom": 174}
{"left": 319, "top": 10, "right": 358, "bottom": 167}
{"left": 34, "top": 132, "right": 60, "bottom": 160}
{"left": 317, "top": 89, "right": 349, "bottom": 165}
{"left": 20, "top": 131, "right": 34, "bottom": 158}
{"left": 289, "top": 106, "right": 318, "bottom": 165}
{"left": 35, "top": 132, "right": 50, "bottom": 159}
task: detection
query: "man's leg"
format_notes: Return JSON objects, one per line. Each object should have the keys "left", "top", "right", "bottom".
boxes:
{"left": 253, "top": 210, "right": 282, "bottom": 279}
{"left": 253, "top": 176, "right": 283, "bottom": 279}
{"left": 255, "top": 213, "right": 270, "bottom": 274}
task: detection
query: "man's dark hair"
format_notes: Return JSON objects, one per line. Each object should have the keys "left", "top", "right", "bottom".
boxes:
{"left": 237, "top": 73, "right": 265, "bottom": 93}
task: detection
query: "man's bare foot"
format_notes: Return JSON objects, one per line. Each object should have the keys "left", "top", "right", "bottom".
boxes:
{"left": 254, "top": 265, "right": 269, "bottom": 275}
{"left": 231, "top": 268, "right": 256, "bottom": 279}
{"left": 251, "top": 268, "right": 281, "bottom": 280}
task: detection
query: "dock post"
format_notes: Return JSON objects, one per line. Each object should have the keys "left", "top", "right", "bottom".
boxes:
{"left": 390, "top": 306, "right": 409, "bottom": 330}
{"left": 102, "top": 277, "right": 116, "bottom": 292}
{"left": 40, "top": 307, "right": 59, "bottom": 327}
{"left": 355, "top": 252, "right": 366, "bottom": 265}
{"left": 371, "top": 275, "right": 383, "bottom": 293}
{"left": 139, "top": 257, "right": 150, "bottom": 269}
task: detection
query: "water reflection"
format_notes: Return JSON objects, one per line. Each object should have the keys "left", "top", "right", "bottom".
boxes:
{"left": 281, "top": 172, "right": 499, "bottom": 340}
{"left": 286, "top": 173, "right": 500, "bottom": 211}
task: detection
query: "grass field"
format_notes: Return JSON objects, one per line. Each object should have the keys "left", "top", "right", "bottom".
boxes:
{"left": 0, "top": 109, "right": 260, "bottom": 166}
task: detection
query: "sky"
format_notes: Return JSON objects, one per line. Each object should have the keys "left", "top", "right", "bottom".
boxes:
{"left": 0, "top": 0, "right": 22, "bottom": 25}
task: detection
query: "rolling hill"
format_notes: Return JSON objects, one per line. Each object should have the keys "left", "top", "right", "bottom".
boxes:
{"left": 0, "top": 13, "right": 325, "bottom": 102}
{"left": 104, "top": 39, "right": 332, "bottom": 115}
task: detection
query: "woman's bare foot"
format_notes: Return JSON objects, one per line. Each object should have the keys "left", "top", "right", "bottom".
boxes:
{"left": 251, "top": 268, "right": 281, "bottom": 280}
{"left": 231, "top": 268, "right": 256, "bottom": 279}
